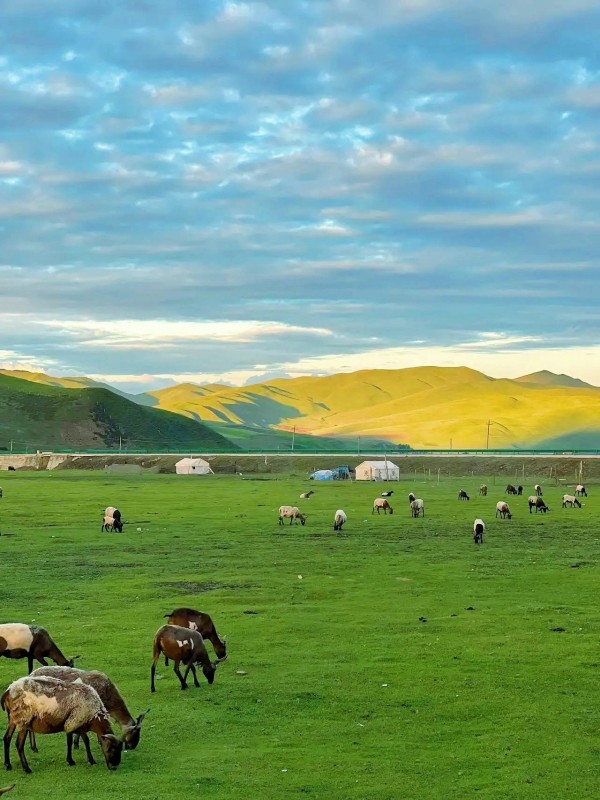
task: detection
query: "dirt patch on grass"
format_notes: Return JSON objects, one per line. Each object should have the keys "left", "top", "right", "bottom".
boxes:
{"left": 160, "top": 580, "right": 254, "bottom": 594}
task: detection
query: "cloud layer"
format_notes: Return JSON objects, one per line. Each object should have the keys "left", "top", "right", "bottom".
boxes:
{"left": 1, "top": 1, "right": 599, "bottom": 390}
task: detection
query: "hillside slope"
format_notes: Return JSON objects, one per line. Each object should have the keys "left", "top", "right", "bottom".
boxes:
{"left": 148, "top": 367, "right": 600, "bottom": 449}
{"left": 0, "top": 374, "right": 233, "bottom": 451}
{"left": 0, "top": 369, "right": 156, "bottom": 406}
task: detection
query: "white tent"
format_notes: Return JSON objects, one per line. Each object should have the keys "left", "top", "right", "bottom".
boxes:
{"left": 355, "top": 460, "right": 400, "bottom": 481}
{"left": 175, "top": 457, "right": 213, "bottom": 475}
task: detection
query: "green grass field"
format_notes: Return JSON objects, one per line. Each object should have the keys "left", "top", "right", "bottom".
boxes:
{"left": 0, "top": 471, "right": 598, "bottom": 799}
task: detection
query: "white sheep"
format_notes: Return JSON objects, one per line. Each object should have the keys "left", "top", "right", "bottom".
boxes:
{"left": 300, "top": 491, "right": 315, "bottom": 500}
{"left": 333, "top": 510, "right": 347, "bottom": 531}
{"left": 1, "top": 675, "right": 122, "bottom": 773}
{"left": 278, "top": 506, "right": 306, "bottom": 526}
{"left": 534, "top": 484, "right": 543, "bottom": 497}
{"left": 373, "top": 498, "right": 393, "bottom": 515}
{"left": 495, "top": 501, "right": 512, "bottom": 519}
{"left": 473, "top": 518, "right": 485, "bottom": 543}
{"left": 562, "top": 494, "right": 582, "bottom": 508}
{"left": 410, "top": 499, "right": 424, "bottom": 517}
{"left": 575, "top": 484, "right": 587, "bottom": 497}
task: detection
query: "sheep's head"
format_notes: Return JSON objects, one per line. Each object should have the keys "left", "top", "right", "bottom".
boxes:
{"left": 100, "top": 734, "right": 122, "bottom": 770}
{"left": 299, "top": 514, "right": 306, "bottom": 526}
{"left": 123, "top": 710, "right": 149, "bottom": 750}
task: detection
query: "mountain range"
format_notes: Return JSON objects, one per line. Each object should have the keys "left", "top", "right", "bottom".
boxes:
{"left": 0, "top": 366, "right": 599, "bottom": 451}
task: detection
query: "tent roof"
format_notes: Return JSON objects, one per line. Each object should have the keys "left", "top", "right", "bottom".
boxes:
{"left": 357, "top": 460, "right": 399, "bottom": 469}
{"left": 175, "top": 457, "right": 210, "bottom": 466}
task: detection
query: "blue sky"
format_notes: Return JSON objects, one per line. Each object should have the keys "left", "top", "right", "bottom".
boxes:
{"left": 1, "top": 0, "right": 599, "bottom": 391}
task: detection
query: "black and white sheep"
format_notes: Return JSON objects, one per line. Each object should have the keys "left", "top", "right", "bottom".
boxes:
{"left": 495, "top": 501, "right": 512, "bottom": 519}
{"left": 333, "top": 509, "right": 347, "bottom": 531}
{"left": 575, "top": 484, "right": 587, "bottom": 497}
{"left": 562, "top": 495, "right": 582, "bottom": 509}
{"left": 410, "top": 499, "right": 424, "bottom": 517}
{"left": 473, "top": 518, "right": 485, "bottom": 544}
{"left": 528, "top": 496, "right": 549, "bottom": 513}
{"left": 101, "top": 507, "right": 123, "bottom": 533}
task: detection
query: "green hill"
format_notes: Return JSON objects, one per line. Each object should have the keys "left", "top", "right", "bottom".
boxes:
{"left": 147, "top": 367, "right": 600, "bottom": 449}
{"left": 0, "top": 374, "right": 233, "bottom": 452}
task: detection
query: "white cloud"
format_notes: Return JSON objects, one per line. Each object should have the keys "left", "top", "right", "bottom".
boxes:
{"left": 36, "top": 318, "right": 334, "bottom": 347}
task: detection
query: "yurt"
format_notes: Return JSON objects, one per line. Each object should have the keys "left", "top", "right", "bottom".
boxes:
{"left": 175, "top": 457, "right": 213, "bottom": 475}
{"left": 355, "top": 460, "right": 399, "bottom": 481}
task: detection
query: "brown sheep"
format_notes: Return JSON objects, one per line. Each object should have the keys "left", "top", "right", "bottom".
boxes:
{"left": 151, "top": 625, "right": 224, "bottom": 692}
{"left": 0, "top": 624, "right": 78, "bottom": 675}
{"left": 2, "top": 675, "right": 122, "bottom": 774}
{"left": 162, "top": 608, "right": 227, "bottom": 665}
{"left": 31, "top": 666, "right": 148, "bottom": 752}
{"left": 372, "top": 498, "right": 393, "bottom": 515}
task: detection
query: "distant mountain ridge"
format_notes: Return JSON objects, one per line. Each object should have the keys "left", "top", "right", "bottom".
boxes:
{"left": 514, "top": 370, "right": 597, "bottom": 390}
{"left": 1, "top": 366, "right": 599, "bottom": 450}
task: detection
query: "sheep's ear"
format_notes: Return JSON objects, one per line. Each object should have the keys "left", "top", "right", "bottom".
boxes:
{"left": 101, "top": 734, "right": 120, "bottom": 743}
{"left": 137, "top": 709, "right": 150, "bottom": 724}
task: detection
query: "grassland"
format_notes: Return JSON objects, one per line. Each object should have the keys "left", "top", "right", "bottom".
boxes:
{"left": 0, "top": 470, "right": 599, "bottom": 799}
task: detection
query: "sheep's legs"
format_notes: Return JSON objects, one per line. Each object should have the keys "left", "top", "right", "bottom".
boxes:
{"left": 3, "top": 723, "right": 15, "bottom": 770}
{"left": 174, "top": 660, "right": 188, "bottom": 690}
{"left": 187, "top": 662, "right": 200, "bottom": 688}
{"left": 80, "top": 734, "right": 95, "bottom": 765}
{"left": 73, "top": 733, "right": 81, "bottom": 749}
{"left": 150, "top": 657, "right": 159, "bottom": 692}
{"left": 28, "top": 730, "right": 38, "bottom": 753}
{"left": 15, "top": 729, "right": 30, "bottom": 774}
{"left": 66, "top": 734, "right": 76, "bottom": 766}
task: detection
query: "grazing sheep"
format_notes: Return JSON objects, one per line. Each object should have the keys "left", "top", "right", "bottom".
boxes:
{"left": 151, "top": 625, "right": 222, "bottom": 692}
{"left": 162, "top": 608, "right": 226, "bottom": 661}
{"left": 2, "top": 675, "right": 122, "bottom": 774}
{"left": 410, "top": 499, "right": 425, "bottom": 518}
{"left": 505, "top": 484, "right": 517, "bottom": 496}
{"left": 528, "top": 496, "right": 549, "bottom": 513}
{"left": 517, "top": 485, "right": 523, "bottom": 496}
{"left": 458, "top": 490, "right": 470, "bottom": 501}
{"left": 333, "top": 509, "right": 347, "bottom": 531}
{"left": 372, "top": 498, "right": 393, "bottom": 515}
{"left": 408, "top": 492, "right": 416, "bottom": 503}
{"left": 31, "top": 666, "right": 148, "bottom": 751}
{"left": 495, "top": 501, "right": 512, "bottom": 519}
{"left": 575, "top": 484, "right": 587, "bottom": 497}
{"left": 562, "top": 495, "right": 582, "bottom": 509}
{"left": 473, "top": 519, "right": 485, "bottom": 544}
{"left": 278, "top": 506, "right": 306, "bottom": 526}
{"left": 380, "top": 490, "right": 394, "bottom": 498}
{"left": 300, "top": 491, "right": 315, "bottom": 500}
{"left": 534, "top": 484, "right": 543, "bottom": 497}
{"left": 101, "top": 507, "right": 122, "bottom": 533}
{"left": 0, "top": 624, "right": 78, "bottom": 675}
{"left": 479, "top": 485, "right": 488, "bottom": 496}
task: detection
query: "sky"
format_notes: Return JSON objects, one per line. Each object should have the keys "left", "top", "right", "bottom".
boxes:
{"left": 1, "top": 0, "right": 599, "bottom": 392}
